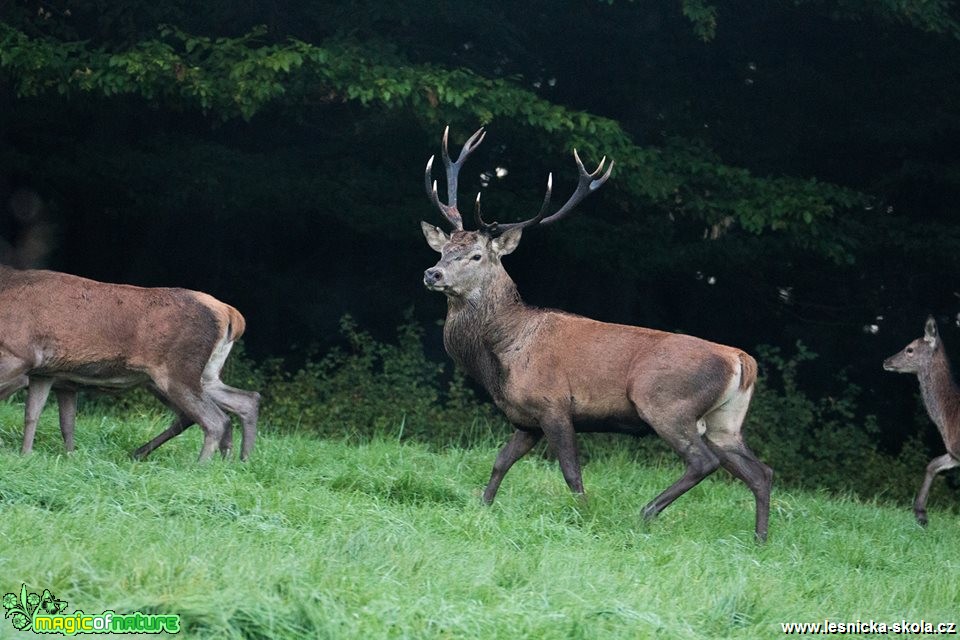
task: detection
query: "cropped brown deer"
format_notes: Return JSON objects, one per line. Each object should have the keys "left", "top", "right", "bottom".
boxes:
{"left": 0, "top": 197, "right": 81, "bottom": 455}
{"left": 0, "top": 266, "right": 260, "bottom": 461}
{"left": 884, "top": 317, "right": 960, "bottom": 525}
{"left": 420, "top": 127, "right": 774, "bottom": 541}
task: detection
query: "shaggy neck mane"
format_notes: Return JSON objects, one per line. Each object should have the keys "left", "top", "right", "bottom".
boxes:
{"left": 442, "top": 272, "right": 535, "bottom": 401}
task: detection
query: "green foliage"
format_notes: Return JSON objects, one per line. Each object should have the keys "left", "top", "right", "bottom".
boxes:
{"left": 244, "top": 313, "right": 504, "bottom": 444}
{"left": 595, "top": 0, "right": 717, "bottom": 40}
{"left": 794, "top": 0, "right": 960, "bottom": 39}
{"left": 664, "top": 0, "right": 960, "bottom": 40}
{"left": 680, "top": 0, "right": 719, "bottom": 41}
{"left": 0, "top": 20, "right": 869, "bottom": 255}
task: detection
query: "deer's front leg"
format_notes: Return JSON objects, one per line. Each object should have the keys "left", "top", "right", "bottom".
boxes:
{"left": 542, "top": 415, "right": 585, "bottom": 497}
{"left": 482, "top": 428, "right": 542, "bottom": 504}
{"left": 22, "top": 378, "right": 54, "bottom": 454}
{"left": 914, "top": 452, "right": 960, "bottom": 526}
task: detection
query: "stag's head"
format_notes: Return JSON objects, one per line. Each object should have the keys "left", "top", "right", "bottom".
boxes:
{"left": 884, "top": 316, "right": 941, "bottom": 374}
{"left": 421, "top": 127, "right": 613, "bottom": 299}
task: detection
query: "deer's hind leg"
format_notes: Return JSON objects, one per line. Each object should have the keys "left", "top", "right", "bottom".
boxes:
{"left": 0, "top": 353, "right": 30, "bottom": 400}
{"left": 638, "top": 420, "right": 720, "bottom": 521}
{"left": 55, "top": 388, "right": 78, "bottom": 452}
{"left": 628, "top": 372, "right": 730, "bottom": 524}
{"left": 159, "top": 383, "right": 230, "bottom": 463}
{"left": 133, "top": 413, "right": 194, "bottom": 460}
{"left": 701, "top": 388, "right": 773, "bottom": 541}
{"left": 206, "top": 382, "right": 260, "bottom": 461}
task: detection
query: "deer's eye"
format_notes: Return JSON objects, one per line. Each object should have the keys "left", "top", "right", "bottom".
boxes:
{"left": 470, "top": 254, "right": 482, "bottom": 261}
{"left": 906, "top": 347, "right": 914, "bottom": 354}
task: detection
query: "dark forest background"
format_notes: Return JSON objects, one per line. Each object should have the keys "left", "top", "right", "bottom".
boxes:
{"left": 2, "top": 0, "right": 960, "bottom": 500}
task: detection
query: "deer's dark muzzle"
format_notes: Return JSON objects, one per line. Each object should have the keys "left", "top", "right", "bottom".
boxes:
{"left": 883, "top": 355, "right": 906, "bottom": 372}
{"left": 423, "top": 267, "right": 444, "bottom": 288}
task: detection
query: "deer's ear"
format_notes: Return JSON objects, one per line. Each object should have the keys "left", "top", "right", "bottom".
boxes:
{"left": 421, "top": 222, "right": 448, "bottom": 253}
{"left": 491, "top": 227, "right": 523, "bottom": 257}
{"left": 924, "top": 316, "right": 939, "bottom": 347}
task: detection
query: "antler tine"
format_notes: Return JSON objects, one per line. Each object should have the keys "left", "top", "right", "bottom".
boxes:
{"left": 575, "top": 148, "right": 615, "bottom": 186}
{"left": 474, "top": 192, "right": 494, "bottom": 231}
{"left": 443, "top": 126, "right": 486, "bottom": 210}
{"left": 480, "top": 149, "right": 611, "bottom": 237}
{"left": 490, "top": 173, "right": 554, "bottom": 234}
{"left": 425, "top": 126, "right": 487, "bottom": 230}
{"left": 433, "top": 179, "right": 463, "bottom": 231}
{"left": 536, "top": 150, "right": 613, "bottom": 227}
{"left": 424, "top": 154, "right": 437, "bottom": 203}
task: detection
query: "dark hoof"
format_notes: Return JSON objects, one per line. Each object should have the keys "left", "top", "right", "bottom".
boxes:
{"left": 915, "top": 511, "right": 928, "bottom": 527}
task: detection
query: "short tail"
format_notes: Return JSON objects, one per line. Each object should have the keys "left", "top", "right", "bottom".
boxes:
{"left": 738, "top": 352, "right": 758, "bottom": 391}
{"left": 225, "top": 304, "right": 247, "bottom": 341}
{"left": 191, "top": 291, "right": 248, "bottom": 343}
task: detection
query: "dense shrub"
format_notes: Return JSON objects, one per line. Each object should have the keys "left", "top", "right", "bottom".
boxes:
{"left": 228, "top": 313, "right": 507, "bottom": 446}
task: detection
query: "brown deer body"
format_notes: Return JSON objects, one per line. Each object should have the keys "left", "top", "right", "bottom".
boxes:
{"left": 0, "top": 265, "right": 259, "bottom": 461}
{"left": 421, "top": 127, "right": 773, "bottom": 540}
{"left": 0, "top": 188, "right": 80, "bottom": 452}
{"left": 884, "top": 317, "right": 960, "bottom": 525}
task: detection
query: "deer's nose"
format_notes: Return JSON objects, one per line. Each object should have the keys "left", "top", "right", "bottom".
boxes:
{"left": 424, "top": 268, "right": 444, "bottom": 286}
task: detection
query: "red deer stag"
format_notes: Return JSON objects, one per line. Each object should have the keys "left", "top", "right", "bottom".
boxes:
{"left": 420, "top": 127, "right": 773, "bottom": 541}
{"left": 0, "top": 266, "right": 259, "bottom": 461}
{"left": 884, "top": 316, "right": 960, "bottom": 525}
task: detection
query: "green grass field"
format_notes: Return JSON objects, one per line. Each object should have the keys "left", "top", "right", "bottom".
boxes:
{"left": 1, "top": 403, "right": 958, "bottom": 639}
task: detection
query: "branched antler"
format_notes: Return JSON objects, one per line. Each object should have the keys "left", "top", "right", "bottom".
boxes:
{"left": 424, "top": 126, "right": 486, "bottom": 230}
{"left": 485, "top": 150, "right": 613, "bottom": 235}
{"left": 425, "top": 126, "right": 613, "bottom": 234}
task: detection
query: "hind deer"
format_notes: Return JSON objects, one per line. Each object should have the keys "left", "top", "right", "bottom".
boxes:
{"left": 420, "top": 127, "right": 773, "bottom": 540}
{"left": 1, "top": 190, "right": 258, "bottom": 461}
{"left": 884, "top": 316, "right": 960, "bottom": 525}
{"left": 0, "top": 266, "right": 259, "bottom": 461}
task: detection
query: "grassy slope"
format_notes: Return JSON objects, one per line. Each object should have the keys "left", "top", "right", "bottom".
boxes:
{"left": 0, "top": 403, "right": 958, "bottom": 639}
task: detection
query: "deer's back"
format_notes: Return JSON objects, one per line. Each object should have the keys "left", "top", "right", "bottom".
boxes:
{"left": 498, "top": 311, "right": 749, "bottom": 425}
{"left": 0, "top": 267, "right": 236, "bottom": 381}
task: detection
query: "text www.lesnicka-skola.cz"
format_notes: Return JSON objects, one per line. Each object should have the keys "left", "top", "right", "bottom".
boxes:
{"left": 781, "top": 620, "right": 957, "bottom": 635}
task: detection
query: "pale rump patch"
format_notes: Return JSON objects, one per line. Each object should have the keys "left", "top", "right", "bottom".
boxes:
{"left": 202, "top": 337, "right": 234, "bottom": 385}
{"left": 704, "top": 355, "right": 743, "bottom": 416}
